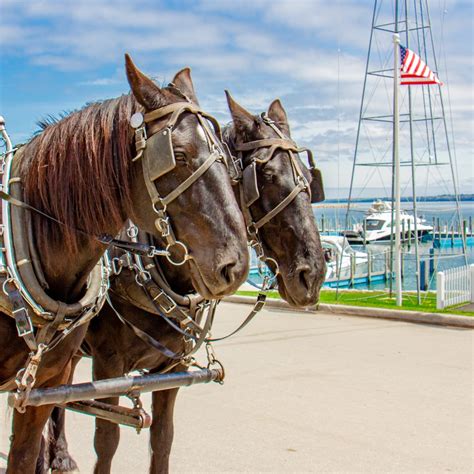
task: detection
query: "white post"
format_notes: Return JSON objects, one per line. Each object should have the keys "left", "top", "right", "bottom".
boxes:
{"left": 470, "top": 264, "right": 474, "bottom": 303}
{"left": 437, "top": 271, "right": 445, "bottom": 309}
{"left": 393, "top": 34, "right": 402, "bottom": 306}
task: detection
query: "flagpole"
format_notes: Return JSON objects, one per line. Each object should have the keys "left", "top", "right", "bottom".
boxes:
{"left": 393, "top": 33, "right": 402, "bottom": 307}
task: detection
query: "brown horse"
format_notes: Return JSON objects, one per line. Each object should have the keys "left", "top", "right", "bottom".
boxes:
{"left": 0, "top": 56, "right": 248, "bottom": 474}
{"left": 43, "top": 92, "right": 326, "bottom": 473}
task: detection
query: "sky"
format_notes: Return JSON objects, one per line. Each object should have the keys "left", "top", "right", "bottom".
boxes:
{"left": 0, "top": 0, "right": 472, "bottom": 199}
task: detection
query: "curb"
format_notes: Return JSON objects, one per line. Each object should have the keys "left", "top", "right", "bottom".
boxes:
{"left": 223, "top": 295, "right": 474, "bottom": 329}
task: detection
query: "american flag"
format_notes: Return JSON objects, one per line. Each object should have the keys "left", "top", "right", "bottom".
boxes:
{"left": 400, "top": 45, "right": 442, "bottom": 85}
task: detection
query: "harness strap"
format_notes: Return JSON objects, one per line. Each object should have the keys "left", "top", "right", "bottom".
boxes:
{"left": 106, "top": 294, "right": 184, "bottom": 360}
{"left": 142, "top": 278, "right": 200, "bottom": 330}
{"left": 207, "top": 294, "right": 266, "bottom": 342}
{"left": 0, "top": 189, "right": 162, "bottom": 258}
{"left": 251, "top": 179, "right": 307, "bottom": 231}
{"left": 36, "top": 302, "right": 68, "bottom": 347}
{"left": 234, "top": 138, "right": 297, "bottom": 152}
{"left": 106, "top": 292, "right": 216, "bottom": 362}
{"left": 160, "top": 150, "right": 221, "bottom": 208}
{"left": 8, "top": 284, "right": 37, "bottom": 351}
{"left": 144, "top": 103, "right": 200, "bottom": 124}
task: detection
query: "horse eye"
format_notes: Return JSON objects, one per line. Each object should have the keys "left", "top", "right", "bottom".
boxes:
{"left": 174, "top": 151, "right": 186, "bottom": 162}
{"left": 262, "top": 170, "right": 275, "bottom": 183}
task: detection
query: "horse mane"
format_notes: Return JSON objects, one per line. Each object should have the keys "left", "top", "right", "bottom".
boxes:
{"left": 222, "top": 114, "right": 268, "bottom": 153}
{"left": 222, "top": 122, "right": 238, "bottom": 153}
{"left": 21, "top": 94, "right": 140, "bottom": 254}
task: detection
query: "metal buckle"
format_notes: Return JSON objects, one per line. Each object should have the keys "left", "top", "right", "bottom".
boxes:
{"left": 155, "top": 216, "right": 171, "bottom": 237}
{"left": 153, "top": 290, "right": 177, "bottom": 314}
{"left": 111, "top": 257, "right": 123, "bottom": 276}
{"left": 254, "top": 293, "right": 267, "bottom": 311}
{"left": 12, "top": 307, "right": 34, "bottom": 337}
{"left": 250, "top": 239, "right": 264, "bottom": 259}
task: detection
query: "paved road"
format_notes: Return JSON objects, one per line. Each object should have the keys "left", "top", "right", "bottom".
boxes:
{"left": 1, "top": 303, "right": 473, "bottom": 473}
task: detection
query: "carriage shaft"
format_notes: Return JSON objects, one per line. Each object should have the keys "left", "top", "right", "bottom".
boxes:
{"left": 8, "top": 368, "right": 223, "bottom": 408}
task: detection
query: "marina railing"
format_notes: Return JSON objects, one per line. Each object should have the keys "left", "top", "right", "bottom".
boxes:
{"left": 436, "top": 264, "right": 474, "bottom": 310}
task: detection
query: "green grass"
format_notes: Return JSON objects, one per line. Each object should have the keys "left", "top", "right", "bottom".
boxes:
{"left": 236, "top": 289, "right": 474, "bottom": 317}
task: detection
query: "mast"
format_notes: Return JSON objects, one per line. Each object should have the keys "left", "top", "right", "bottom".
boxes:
{"left": 346, "top": 0, "right": 466, "bottom": 301}
{"left": 405, "top": 0, "right": 421, "bottom": 304}
{"left": 393, "top": 33, "right": 402, "bottom": 306}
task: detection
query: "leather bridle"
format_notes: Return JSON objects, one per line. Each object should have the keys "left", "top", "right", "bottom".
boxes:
{"left": 231, "top": 113, "right": 325, "bottom": 277}
{"left": 130, "top": 99, "right": 228, "bottom": 266}
{"left": 101, "top": 108, "right": 326, "bottom": 372}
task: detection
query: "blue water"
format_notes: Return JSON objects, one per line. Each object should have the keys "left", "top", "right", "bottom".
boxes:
{"left": 315, "top": 201, "right": 474, "bottom": 291}
{"left": 249, "top": 201, "right": 473, "bottom": 291}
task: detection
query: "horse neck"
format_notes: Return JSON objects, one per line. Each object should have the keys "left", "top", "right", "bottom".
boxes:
{"left": 34, "top": 226, "right": 110, "bottom": 303}
{"left": 18, "top": 96, "right": 137, "bottom": 302}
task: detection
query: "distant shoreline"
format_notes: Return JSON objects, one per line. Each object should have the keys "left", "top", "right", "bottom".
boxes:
{"left": 325, "top": 194, "right": 474, "bottom": 204}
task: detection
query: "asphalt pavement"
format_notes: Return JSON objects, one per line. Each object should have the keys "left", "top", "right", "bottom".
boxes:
{"left": 1, "top": 302, "right": 473, "bottom": 473}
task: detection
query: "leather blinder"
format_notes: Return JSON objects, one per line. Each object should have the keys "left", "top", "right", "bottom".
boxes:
{"left": 144, "top": 129, "right": 176, "bottom": 182}
{"left": 242, "top": 162, "right": 260, "bottom": 207}
{"left": 310, "top": 167, "right": 325, "bottom": 203}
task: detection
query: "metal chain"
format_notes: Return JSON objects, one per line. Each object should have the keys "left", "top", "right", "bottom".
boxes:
{"left": 13, "top": 343, "right": 47, "bottom": 412}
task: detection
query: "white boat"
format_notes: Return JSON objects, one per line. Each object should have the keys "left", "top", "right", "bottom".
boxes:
{"left": 322, "top": 236, "right": 370, "bottom": 286}
{"left": 344, "top": 200, "right": 432, "bottom": 244}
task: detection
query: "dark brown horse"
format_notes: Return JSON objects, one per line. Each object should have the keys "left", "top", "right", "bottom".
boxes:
{"left": 1, "top": 56, "right": 248, "bottom": 473}
{"left": 43, "top": 92, "right": 325, "bottom": 473}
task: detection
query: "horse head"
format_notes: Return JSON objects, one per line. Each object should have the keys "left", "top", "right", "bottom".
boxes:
{"left": 224, "top": 93, "right": 326, "bottom": 306}
{"left": 125, "top": 56, "right": 249, "bottom": 299}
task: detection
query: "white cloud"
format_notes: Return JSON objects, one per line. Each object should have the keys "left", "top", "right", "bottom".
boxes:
{"left": 0, "top": 0, "right": 471, "bottom": 195}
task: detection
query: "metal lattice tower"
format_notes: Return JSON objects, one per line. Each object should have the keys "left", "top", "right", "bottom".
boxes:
{"left": 346, "top": 0, "right": 466, "bottom": 299}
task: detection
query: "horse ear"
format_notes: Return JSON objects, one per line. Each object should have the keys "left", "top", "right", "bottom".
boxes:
{"left": 171, "top": 67, "right": 199, "bottom": 105}
{"left": 125, "top": 53, "right": 164, "bottom": 110}
{"left": 225, "top": 90, "right": 255, "bottom": 134}
{"left": 267, "top": 99, "right": 290, "bottom": 136}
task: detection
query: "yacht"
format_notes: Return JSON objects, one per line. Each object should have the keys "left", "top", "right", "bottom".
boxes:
{"left": 343, "top": 200, "right": 433, "bottom": 244}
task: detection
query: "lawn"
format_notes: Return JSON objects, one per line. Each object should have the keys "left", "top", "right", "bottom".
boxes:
{"left": 235, "top": 289, "right": 474, "bottom": 317}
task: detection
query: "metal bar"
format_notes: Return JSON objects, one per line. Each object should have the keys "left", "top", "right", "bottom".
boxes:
{"left": 8, "top": 368, "right": 223, "bottom": 408}
{"left": 355, "top": 161, "right": 450, "bottom": 167}
{"left": 346, "top": 0, "right": 378, "bottom": 230}
{"left": 389, "top": 1, "right": 400, "bottom": 298}
{"left": 363, "top": 116, "right": 443, "bottom": 123}
{"left": 62, "top": 400, "right": 152, "bottom": 430}
{"left": 393, "top": 32, "right": 402, "bottom": 306}
{"left": 424, "top": 0, "right": 468, "bottom": 264}
{"left": 405, "top": 0, "right": 421, "bottom": 304}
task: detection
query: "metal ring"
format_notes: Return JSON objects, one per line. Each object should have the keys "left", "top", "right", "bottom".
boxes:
{"left": 262, "top": 257, "right": 280, "bottom": 277}
{"left": 165, "top": 241, "right": 190, "bottom": 266}
{"left": 127, "top": 224, "right": 139, "bottom": 238}
{"left": 152, "top": 201, "right": 167, "bottom": 215}
{"left": 135, "top": 270, "right": 151, "bottom": 286}
{"left": 2, "top": 277, "right": 18, "bottom": 296}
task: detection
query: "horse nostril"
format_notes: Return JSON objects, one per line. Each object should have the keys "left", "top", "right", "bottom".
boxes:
{"left": 297, "top": 266, "right": 313, "bottom": 292}
{"left": 219, "top": 261, "right": 238, "bottom": 286}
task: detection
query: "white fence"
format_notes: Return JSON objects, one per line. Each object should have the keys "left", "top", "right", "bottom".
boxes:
{"left": 436, "top": 264, "right": 474, "bottom": 310}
